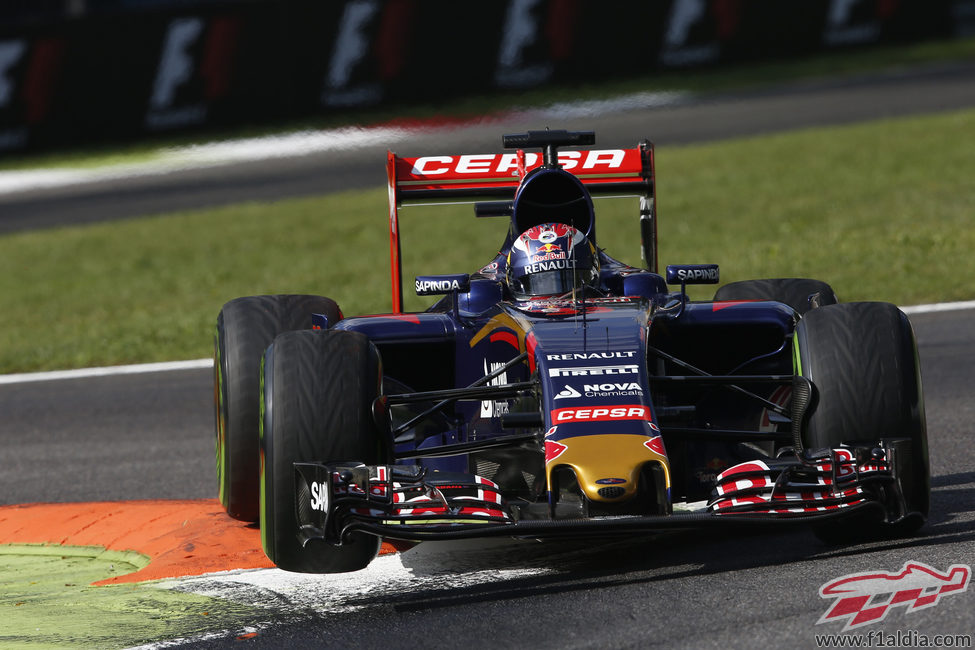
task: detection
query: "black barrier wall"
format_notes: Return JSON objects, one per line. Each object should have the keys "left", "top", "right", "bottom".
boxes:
{"left": 0, "top": 0, "right": 963, "bottom": 154}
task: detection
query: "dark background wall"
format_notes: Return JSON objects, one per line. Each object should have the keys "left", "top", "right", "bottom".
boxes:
{"left": 0, "top": 0, "right": 968, "bottom": 154}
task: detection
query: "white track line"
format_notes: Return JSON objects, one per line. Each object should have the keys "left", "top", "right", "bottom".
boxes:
{"left": 0, "top": 358, "right": 212, "bottom": 385}
{"left": 0, "top": 300, "right": 971, "bottom": 386}
{"left": 900, "top": 299, "right": 975, "bottom": 314}
{"left": 0, "top": 126, "right": 412, "bottom": 196}
{"left": 0, "top": 91, "right": 690, "bottom": 196}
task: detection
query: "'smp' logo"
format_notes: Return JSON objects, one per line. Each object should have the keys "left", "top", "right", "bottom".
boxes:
{"left": 818, "top": 561, "right": 971, "bottom": 631}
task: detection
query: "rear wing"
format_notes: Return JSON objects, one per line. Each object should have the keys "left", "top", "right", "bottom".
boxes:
{"left": 386, "top": 140, "right": 656, "bottom": 313}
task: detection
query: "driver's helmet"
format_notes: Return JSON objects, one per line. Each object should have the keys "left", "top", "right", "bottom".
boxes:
{"left": 506, "top": 223, "right": 599, "bottom": 299}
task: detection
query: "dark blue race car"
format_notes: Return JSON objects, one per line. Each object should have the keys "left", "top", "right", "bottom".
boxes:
{"left": 213, "top": 130, "right": 929, "bottom": 573}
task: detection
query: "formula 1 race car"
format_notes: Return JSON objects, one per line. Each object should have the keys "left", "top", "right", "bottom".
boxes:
{"left": 213, "top": 129, "right": 929, "bottom": 573}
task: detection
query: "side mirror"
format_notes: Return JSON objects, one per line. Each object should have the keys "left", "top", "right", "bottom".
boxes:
{"left": 665, "top": 265, "right": 720, "bottom": 317}
{"left": 415, "top": 274, "right": 471, "bottom": 296}
{"left": 665, "top": 264, "right": 720, "bottom": 285}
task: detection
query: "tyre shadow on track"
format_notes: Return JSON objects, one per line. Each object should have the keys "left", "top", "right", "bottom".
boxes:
{"left": 930, "top": 470, "right": 975, "bottom": 490}
{"left": 921, "top": 470, "right": 975, "bottom": 534}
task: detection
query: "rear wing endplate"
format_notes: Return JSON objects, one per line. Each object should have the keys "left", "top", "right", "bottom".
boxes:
{"left": 386, "top": 141, "right": 656, "bottom": 313}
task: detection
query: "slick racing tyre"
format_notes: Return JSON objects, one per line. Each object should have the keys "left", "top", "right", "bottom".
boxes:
{"left": 261, "top": 329, "right": 388, "bottom": 573}
{"left": 714, "top": 278, "right": 837, "bottom": 315}
{"left": 214, "top": 294, "right": 341, "bottom": 522}
{"left": 794, "top": 302, "right": 929, "bottom": 542}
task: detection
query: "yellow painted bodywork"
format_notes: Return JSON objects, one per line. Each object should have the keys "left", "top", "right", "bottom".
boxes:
{"left": 547, "top": 434, "right": 670, "bottom": 502}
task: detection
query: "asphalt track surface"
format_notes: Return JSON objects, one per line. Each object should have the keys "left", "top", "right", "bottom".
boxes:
{"left": 2, "top": 62, "right": 974, "bottom": 648}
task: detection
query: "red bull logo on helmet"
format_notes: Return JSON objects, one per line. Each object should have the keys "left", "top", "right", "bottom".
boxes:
{"left": 531, "top": 242, "right": 565, "bottom": 263}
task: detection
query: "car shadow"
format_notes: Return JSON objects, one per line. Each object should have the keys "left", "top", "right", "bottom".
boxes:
{"left": 377, "top": 470, "right": 975, "bottom": 613}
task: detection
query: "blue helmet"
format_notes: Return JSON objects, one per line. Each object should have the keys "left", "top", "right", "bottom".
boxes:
{"left": 506, "top": 223, "right": 599, "bottom": 299}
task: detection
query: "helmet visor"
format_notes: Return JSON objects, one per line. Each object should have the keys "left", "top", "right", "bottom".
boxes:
{"left": 514, "top": 269, "right": 591, "bottom": 298}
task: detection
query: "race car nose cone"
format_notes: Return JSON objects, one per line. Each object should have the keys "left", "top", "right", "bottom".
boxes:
{"left": 545, "top": 434, "right": 671, "bottom": 503}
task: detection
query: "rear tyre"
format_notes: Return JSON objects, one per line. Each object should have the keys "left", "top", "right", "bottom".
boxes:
{"left": 794, "top": 302, "right": 929, "bottom": 542}
{"left": 214, "top": 295, "right": 341, "bottom": 522}
{"left": 261, "top": 329, "right": 387, "bottom": 573}
{"left": 714, "top": 278, "right": 837, "bottom": 315}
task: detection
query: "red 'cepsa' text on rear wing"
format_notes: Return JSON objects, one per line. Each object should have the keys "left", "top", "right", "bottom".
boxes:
{"left": 385, "top": 142, "right": 656, "bottom": 313}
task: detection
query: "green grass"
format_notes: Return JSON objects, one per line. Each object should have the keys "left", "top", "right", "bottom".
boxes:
{"left": 2, "top": 108, "right": 974, "bottom": 374}
{"left": 2, "top": 36, "right": 975, "bottom": 172}
{"left": 0, "top": 544, "right": 267, "bottom": 647}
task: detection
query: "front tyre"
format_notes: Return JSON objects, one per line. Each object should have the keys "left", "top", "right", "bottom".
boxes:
{"left": 714, "top": 278, "right": 837, "bottom": 315}
{"left": 214, "top": 294, "right": 341, "bottom": 522}
{"left": 794, "top": 302, "right": 929, "bottom": 541}
{"left": 261, "top": 329, "right": 388, "bottom": 573}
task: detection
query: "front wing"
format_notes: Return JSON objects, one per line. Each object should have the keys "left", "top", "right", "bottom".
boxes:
{"left": 293, "top": 441, "right": 915, "bottom": 546}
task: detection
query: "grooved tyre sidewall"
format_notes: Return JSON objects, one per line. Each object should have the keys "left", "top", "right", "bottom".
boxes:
{"left": 215, "top": 295, "right": 340, "bottom": 522}
{"left": 261, "top": 329, "right": 385, "bottom": 573}
{"left": 795, "top": 302, "right": 929, "bottom": 537}
{"left": 714, "top": 278, "right": 837, "bottom": 315}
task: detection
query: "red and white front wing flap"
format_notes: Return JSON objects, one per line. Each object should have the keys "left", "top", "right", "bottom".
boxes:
{"left": 295, "top": 462, "right": 513, "bottom": 545}
{"left": 707, "top": 448, "right": 891, "bottom": 516}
